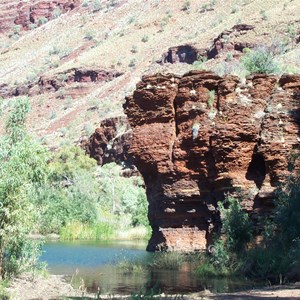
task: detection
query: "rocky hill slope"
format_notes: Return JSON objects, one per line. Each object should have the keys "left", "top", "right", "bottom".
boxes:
{"left": 1, "top": 0, "right": 299, "bottom": 146}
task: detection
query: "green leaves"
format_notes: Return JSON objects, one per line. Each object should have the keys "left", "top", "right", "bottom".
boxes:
{"left": 5, "top": 97, "right": 30, "bottom": 145}
{"left": 241, "top": 47, "right": 281, "bottom": 75}
{"left": 0, "top": 98, "right": 49, "bottom": 278}
{"left": 218, "top": 197, "right": 253, "bottom": 253}
{"left": 49, "top": 145, "right": 96, "bottom": 180}
{"left": 0, "top": 98, "right": 149, "bottom": 278}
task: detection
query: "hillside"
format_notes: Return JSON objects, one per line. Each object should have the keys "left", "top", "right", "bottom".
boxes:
{"left": 0, "top": 0, "right": 299, "bottom": 148}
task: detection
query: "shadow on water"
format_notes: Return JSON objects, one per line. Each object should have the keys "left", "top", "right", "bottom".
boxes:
{"left": 40, "top": 241, "right": 259, "bottom": 296}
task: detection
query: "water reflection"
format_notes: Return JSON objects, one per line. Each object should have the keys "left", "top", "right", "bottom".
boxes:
{"left": 40, "top": 241, "right": 256, "bottom": 295}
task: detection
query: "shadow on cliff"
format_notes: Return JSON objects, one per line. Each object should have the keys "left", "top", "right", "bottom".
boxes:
{"left": 246, "top": 146, "right": 266, "bottom": 190}
{"left": 291, "top": 90, "right": 300, "bottom": 144}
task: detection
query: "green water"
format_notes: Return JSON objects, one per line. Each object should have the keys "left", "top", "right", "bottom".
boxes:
{"left": 40, "top": 240, "right": 257, "bottom": 295}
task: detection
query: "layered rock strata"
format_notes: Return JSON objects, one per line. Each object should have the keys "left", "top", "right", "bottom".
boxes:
{"left": 86, "top": 116, "right": 132, "bottom": 167}
{"left": 124, "top": 71, "right": 300, "bottom": 252}
{"left": 0, "top": 68, "right": 122, "bottom": 98}
{"left": 0, "top": 0, "right": 81, "bottom": 34}
{"left": 159, "top": 24, "right": 256, "bottom": 64}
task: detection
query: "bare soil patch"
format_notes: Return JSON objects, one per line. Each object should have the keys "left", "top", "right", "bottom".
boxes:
{"left": 5, "top": 275, "right": 300, "bottom": 300}
{"left": 6, "top": 274, "right": 78, "bottom": 300}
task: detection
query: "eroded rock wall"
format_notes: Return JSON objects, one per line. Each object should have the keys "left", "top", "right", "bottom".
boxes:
{"left": 86, "top": 116, "right": 132, "bottom": 166}
{"left": 158, "top": 24, "right": 256, "bottom": 65}
{"left": 0, "top": 0, "right": 81, "bottom": 34}
{"left": 124, "top": 71, "right": 300, "bottom": 252}
{"left": 0, "top": 68, "right": 123, "bottom": 98}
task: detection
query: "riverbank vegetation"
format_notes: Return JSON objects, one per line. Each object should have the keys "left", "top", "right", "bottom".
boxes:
{"left": 203, "top": 181, "right": 300, "bottom": 283}
{"left": 1, "top": 96, "right": 300, "bottom": 298}
{"left": 0, "top": 97, "right": 149, "bottom": 280}
{"left": 117, "top": 189, "right": 300, "bottom": 285}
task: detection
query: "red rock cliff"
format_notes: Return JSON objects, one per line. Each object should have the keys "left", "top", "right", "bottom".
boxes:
{"left": 0, "top": 0, "right": 80, "bottom": 34}
{"left": 124, "top": 70, "right": 300, "bottom": 252}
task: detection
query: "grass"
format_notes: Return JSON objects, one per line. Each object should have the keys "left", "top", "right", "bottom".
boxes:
{"left": 60, "top": 221, "right": 116, "bottom": 240}
{"left": 150, "top": 252, "right": 186, "bottom": 270}
{"left": 60, "top": 221, "right": 150, "bottom": 241}
{"left": 118, "top": 252, "right": 187, "bottom": 275}
{"left": 118, "top": 259, "right": 147, "bottom": 275}
{"left": 116, "top": 226, "right": 150, "bottom": 241}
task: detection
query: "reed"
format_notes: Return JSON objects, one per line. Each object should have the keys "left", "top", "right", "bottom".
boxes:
{"left": 60, "top": 221, "right": 116, "bottom": 241}
{"left": 150, "top": 252, "right": 186, "bottom": 270}
{"left": 116, "top": 226, "right": 150, "bottom": 241}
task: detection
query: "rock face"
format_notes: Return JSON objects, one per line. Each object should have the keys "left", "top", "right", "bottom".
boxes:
{"left": 0, "top": 68, "right": 122, "bottom": 98}
{"left": 159, "top": 24, "right": 256, "bottom": 65}
{"left": 207, "top": 24, "right": 255, "bottom": 59}
{"left": 124, "top": 71, "right": 300, "bottom": 252}
{"left": 86, "top": 117, "right": 139, "bottom": 177}
{"left": 86, "top": 116, "right": 133, "bottom": 164}
{"left": 0, "top": 0, "right": 81, "bottom": 34}
{"left": 37, "top": 68, "right": 123, "bottom": 94}
{"left": 160, "top": 45, "right": 206, "bottom": 64}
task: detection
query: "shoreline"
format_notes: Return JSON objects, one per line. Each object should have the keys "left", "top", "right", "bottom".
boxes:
{"left": 5, "top": 273, "right": 300, "bottom": 300}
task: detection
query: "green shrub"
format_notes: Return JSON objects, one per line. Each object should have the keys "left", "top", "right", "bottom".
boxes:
{"left": 93, "top": 0, "right": 102, "bottom": 12}
{"left": 241, "top": 47, "right": 281, "bottom": 75}
{"left": 129, "top": 58, "right": 137, "bottom": 67}
{"left": 244, "top": 247, "right": 293, "bottom": 280}
{"left": 84, "top": 30, "right": 96, "bottom": 41}
{"left": 82, "top": 0, "right": 89, "bottom": 7}
{"left": 2, "top": 238, "right": 43, "bottom": 279}
{"left": 4, "top": 97, "right": 30, "bottom": 144}
{"left": 37, "top": 17, "right": 48, "bottom": 25}
{"left": 275, "top": 176, "right": 300, "bottom": 249}
{"left": 121, "top": 177, "right": 148, "bottom": 227}
{"left": 218, "top": 197, "right": 253, "bottom": 253}
{"left": 0, "top": 280, "right": 10, "bottom": 299}
{"left": 231, "top": 6, "right": 238, "bottom": 13}
{"left": 182, "top": 0, "right": 191, "bottom": 11}
{"left": 131, "top": 45, "right": 138, "bottom": 53}
{"left": 13, "top": 25, "right": 22, "bottom": 34}
{"left": 49, "top": 110, "right": 57, "bottom": 119}
{"left": 209, "top": 239, "right": 230, "bottom": 268}
{"left": 242, "top": 174, "right": 300, "bottom": 281}
{"left": 29, "top": 23, "right": 37, "bottom": 30}
{"left": 53, "top": 7, "right": 62, "bottom": 18}
{"left": 141, "top": 35, "right": 149, "bottom": 43}
{"left": 195, "top": 196, "right": 253, "bottom": 278}
{"left": 196, "top": 262, "right": 228, "bottom": 278}
{"left": 260, "top": 10, "right": 268, "bottom": 21}
{"left": 207, "top": 90, "right": 215, "bottom": 108}
{"left": 49, "top": 145, "right": 96, "bottom": 179}
{"left": 0, "top": 98, "right": 49, "bottom": 279}
{"left": 49, "top": 46, "right": 60, "bottom": 55}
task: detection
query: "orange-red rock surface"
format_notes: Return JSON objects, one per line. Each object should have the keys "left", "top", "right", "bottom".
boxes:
{"left": 159, "top": 24, "right": 256, "bottom": 65}
{"left": 0, "top": 0, "right": 81, "bottom": 34}
{"left": 123, "top": 71, "right": 300, "bottom": 252}
{"left": 86, "top": 116, "right": 132, "bottom": 167}
{"left": 0, "top": 68, "right": 122, "bottom": 98}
